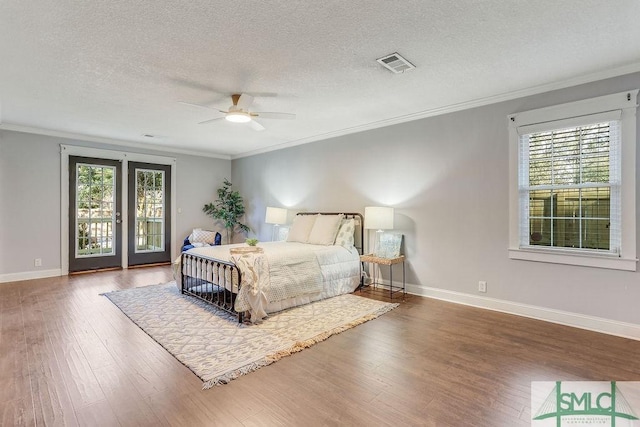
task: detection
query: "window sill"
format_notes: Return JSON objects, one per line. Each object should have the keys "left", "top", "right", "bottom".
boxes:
{"left": 508, "top": 248, "right": 637, "bottom": 271}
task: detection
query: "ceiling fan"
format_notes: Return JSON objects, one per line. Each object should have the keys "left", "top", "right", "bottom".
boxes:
{"left": 180, "top": 93, "right": 295, "bottom": 131}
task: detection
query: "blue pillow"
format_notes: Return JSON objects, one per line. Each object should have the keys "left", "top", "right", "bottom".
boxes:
{"left": 181, "top": 231, "right": 222, "bottom": 252}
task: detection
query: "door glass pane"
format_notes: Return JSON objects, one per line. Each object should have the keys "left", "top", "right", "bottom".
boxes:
{"left": 75, "top": 164, "right": 117, "bottom": 257}
{"left": 135, "top": 168, "right": 165, "bottom": 253}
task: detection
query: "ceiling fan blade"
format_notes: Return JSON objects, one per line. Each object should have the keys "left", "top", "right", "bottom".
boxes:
{"left": 236, "top": 93, "right": 254, "bottom": 110}
{"left": 169, "top": 78, "right": 227, "bottom": 97}
{"left": 178, "top": 101, "right": 227, "bottom": 113}
{"left": 178, "top": 101, "right": 210, "bottom": 109}
{"left": 197, "top": 117, "right": 225, "bottom": 125}
{"left": 253, "top": 112, "right": 296, "bottom": 120}
{"left": 249, "top": 119, "right": 265, "bottom": 131}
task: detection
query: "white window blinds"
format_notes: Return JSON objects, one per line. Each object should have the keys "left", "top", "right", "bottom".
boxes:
{"left": 518, "top": 118, "right": 621, "bottom": 254}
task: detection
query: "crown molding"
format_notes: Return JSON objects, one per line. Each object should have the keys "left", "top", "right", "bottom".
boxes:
{"left": 3, "top": 61, "right": 640, "bottom": 161}
{"left": 232, "top": 62, "right": 640, "bottom": 159}
{"left": 0, "top": 123, "right": 231, "bottom": 160}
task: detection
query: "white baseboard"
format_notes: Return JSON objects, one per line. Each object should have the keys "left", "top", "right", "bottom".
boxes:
{"left": 403, "top": 283, "right": 640, "bottom": 341}
{"left": 4, "top": 270, "right": 639, "bottom": 340}
{"left": 0, "top": 269, "right": 63, "bottom": 284}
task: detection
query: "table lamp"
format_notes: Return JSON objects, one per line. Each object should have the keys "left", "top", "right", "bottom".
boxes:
{"left": 364, "top": 206, "right": 394, "bottom": 255}
{"left": 265, "top": 206, "right": 287, "bottom": 241}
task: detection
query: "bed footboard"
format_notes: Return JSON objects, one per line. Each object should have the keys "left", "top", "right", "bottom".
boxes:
{"left": 180, "top": 252, "right": 244, "bottom": 323}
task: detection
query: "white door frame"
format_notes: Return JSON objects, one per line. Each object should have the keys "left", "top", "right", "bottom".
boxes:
{"left": 60, "top": 144, "right": 177, "bottom": 275}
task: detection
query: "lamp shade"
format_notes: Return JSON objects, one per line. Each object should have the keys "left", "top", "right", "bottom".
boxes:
{"left": 265, "top": 206, "right": 287, "bottom": 225}
{"left": 364, "top": 206, "right": 394, "bottom": 230}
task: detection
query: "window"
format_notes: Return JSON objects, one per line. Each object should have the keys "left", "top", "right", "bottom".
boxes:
{"left": 522, "top": 119, "right": 619, "bottom": 253}
{"left": 134, "top": 168, "right": 166, "bottom": 253}
{"left": 75, "top": 162, "right": 116, "bottom": 257}
{"left": 508, "top": 90, "right": 637, "bottom": 271}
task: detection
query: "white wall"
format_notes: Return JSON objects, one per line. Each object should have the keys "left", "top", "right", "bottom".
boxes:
{"left": 232, "top": 72, "right": 640, "bottom": 333}
{"left": 0, "top": 130, "right": 231, "bottom": 280}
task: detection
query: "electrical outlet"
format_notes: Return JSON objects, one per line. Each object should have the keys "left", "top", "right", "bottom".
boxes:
{"left": 478, "top": 281, "right": 487, "bottom": 293}
{"left": 34, "top": 258, "right": 42, "bottom": 267}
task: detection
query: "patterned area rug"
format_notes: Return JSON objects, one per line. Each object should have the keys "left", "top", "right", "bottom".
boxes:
{"left": 103, "top": 282, "right": 398, "bottom": 388}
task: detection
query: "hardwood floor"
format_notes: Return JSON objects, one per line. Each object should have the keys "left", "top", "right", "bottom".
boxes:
{"left": 1, "top": 266, "right": 639, "bottom": 426}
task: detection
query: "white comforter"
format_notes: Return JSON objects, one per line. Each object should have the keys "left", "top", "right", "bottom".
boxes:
{"left": 179, "top": 241, "right": 361, "bottom": 321}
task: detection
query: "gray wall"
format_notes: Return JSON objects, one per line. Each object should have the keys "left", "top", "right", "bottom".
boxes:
{"left": 0, "top": 130, "right": 230, "bottom": 276}
{"left": 2, "top": 72, "right": 638, "bottom": 326}
{"left": 232, "top": 72, "right": 640, "bottom": 325}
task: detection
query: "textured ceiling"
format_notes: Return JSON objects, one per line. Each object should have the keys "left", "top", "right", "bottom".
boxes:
{"left": 1, "top": 1, "right": 640, "bottom": 158}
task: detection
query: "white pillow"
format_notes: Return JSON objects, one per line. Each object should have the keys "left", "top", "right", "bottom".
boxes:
{"left": 308, "top": 214, "right": 344, "bottom": 245}
{"left": 190, "top": 229, "right": 217, "bottom": 244}
{"left": 286, "top": 214, "right": 318, "bottom": 243}
{"left": 334, "top": 218, "right": 355, "bottom": 247}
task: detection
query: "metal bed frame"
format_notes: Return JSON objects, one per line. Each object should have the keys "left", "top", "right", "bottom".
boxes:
{"left": 180, "top": 212, "right": 364, "bottom": 323}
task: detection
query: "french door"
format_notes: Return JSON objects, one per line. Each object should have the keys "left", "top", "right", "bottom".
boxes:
{"left": 127, "top": 162, "right": 171, "bottom": 266}
{"left": 69, "top": 157, "right": 122, "bottom": 272}
{"left": 68, "top": 157, "right": 171, "bottom": 272}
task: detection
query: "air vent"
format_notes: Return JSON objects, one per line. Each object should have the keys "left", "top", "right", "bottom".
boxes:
{"left": 376, "top": 52, "right": 415, "bottom": 74}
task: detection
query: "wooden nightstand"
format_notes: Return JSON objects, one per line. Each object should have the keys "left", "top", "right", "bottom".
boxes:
{"left": 359, "top": 254, "right": 406, "bottom": 299}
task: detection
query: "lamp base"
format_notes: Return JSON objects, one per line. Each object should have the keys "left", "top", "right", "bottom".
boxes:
{"left": 271, "top": 224, "right": 280, "bottom": 242}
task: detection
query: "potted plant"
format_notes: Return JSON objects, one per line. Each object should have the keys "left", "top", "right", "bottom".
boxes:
{"left": 245, "top": 238, "right": 259, "bottom": 247}
{"left": 203, "top": 178, "right": 250, "bottom": 244}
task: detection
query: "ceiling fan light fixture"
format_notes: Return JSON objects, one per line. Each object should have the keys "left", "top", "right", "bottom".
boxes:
{"left": 225, "top": 111, "right": 251, "bottom": 123}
